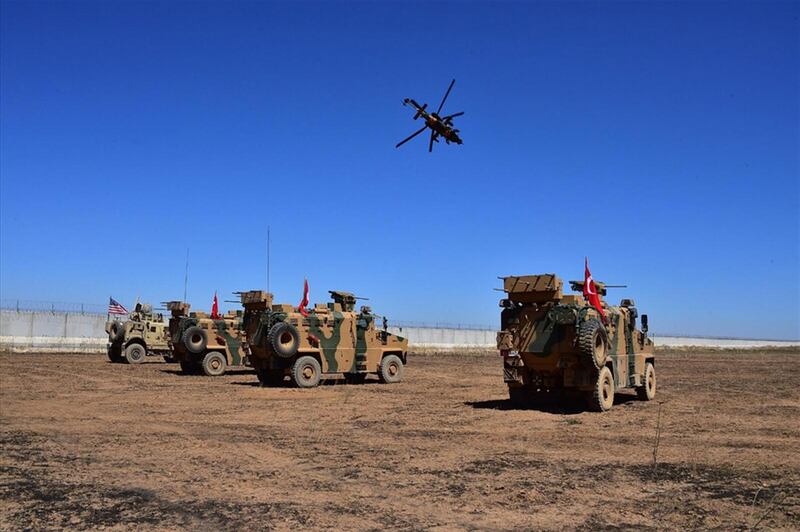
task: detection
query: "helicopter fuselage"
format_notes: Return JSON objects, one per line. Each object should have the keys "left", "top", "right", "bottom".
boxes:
{"left": 426, "top": 115, "right": 462, "bottom": 144}
{"left": 404, "top": 99, "right": 462, "bottom": 144}
{"left": 397, "top": 82, "right": 463, "bottom": 152}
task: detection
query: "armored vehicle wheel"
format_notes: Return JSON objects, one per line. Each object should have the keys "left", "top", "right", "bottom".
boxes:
{"left": 107, "top": 345, "right": 123, "bottom": 363}
{"left": 182, "top": 326, "right": 208, "bottom": 354}
{"left": 344, "top": 373, "right": 367, "bottom": 385}
{"left": 636, "top": 362, "right": 656, "bottom": 401}
{"left": 269, "top": 322, "right": 300, "bottom": 359}
{"left": 201, "top": 351, "right": 227, "bottom": 377}
{"left": 588, "top": 366, "right": 615, "bottom": 412}
{"left": 291, "top": 356, "right": 322, "bottom": 388}
{"left": 256, "top": 369, "right": 284, "bottom": 387}
{"left": 578, "top": 319, "right": 608, "bottom": 369}
{"left": 179, "top": 360, "right": 199, "bottom": 374}
{"left": 109, "top": 321, "right": 125, "bottom": 342}
{"left": 124, "top": 343, "right": 146, "bottom": 364}
{"left": 378, "top": 354, "right": 404, "bottom": 384}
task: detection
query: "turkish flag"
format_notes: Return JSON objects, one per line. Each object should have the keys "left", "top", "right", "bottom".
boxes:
{"left": 211, "top": 291, "right": 220, "bottom": 319}
{"left": 298, "top": 279, "right": 310, "bottom": 317}
{"left": 583, "top": 258, "right": 606, "bottom": 322}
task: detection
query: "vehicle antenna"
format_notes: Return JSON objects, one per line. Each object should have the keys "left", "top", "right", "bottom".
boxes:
{"left": 267, "top": 226, "right": 271, "bottom": 293}
{"left": 183, "top": 248, "right": 189, "bottom": 303}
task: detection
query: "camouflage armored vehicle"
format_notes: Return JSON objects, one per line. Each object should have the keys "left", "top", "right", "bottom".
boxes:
{"left": 164, "top": 301, "right": 248, "bottom": 376}
{"left": 239, "top": 290, "right": 409, "bottom": 388}
{"left": 496, "top": 274, "right": 656, "bottom": 412}
{"left": 105, "top": 303, "right": 172, "bottom": 364}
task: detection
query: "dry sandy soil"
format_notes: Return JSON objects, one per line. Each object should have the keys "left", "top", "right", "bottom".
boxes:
{"left": 1, "top": 350, "right": 799, "bottom": 531}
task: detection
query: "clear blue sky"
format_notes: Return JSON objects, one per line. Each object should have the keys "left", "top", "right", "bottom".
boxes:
{"left": 1, "top": 1, "right": 798, "bottom": 339}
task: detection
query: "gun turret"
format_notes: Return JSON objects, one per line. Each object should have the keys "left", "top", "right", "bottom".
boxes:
{"left": 328, "top": 290, "right": 368, "bottom": 312}
{"left": 499, "top": 274, "right": 563, "bottom": 304}
{"left": 235, "top": 290, "right": 273, "bottom": 310}
{"left": 568, "top": 281, "right": 626, "bottom": 297}
{"left": 163, "top": 300, "right": 190, "bottom": 317}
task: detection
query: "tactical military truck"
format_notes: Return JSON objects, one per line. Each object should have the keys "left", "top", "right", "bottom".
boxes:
{"left": 165, "top": 301, "right": 248, "bottom": 376}
{"left": 105, "top": 303, "right": 172, "bottom": 364}
{"left": 239, "top": 290, "right": 409, "bottom": 388}
{"left": 496, "top": 274, "right": 656, "bottom": 412}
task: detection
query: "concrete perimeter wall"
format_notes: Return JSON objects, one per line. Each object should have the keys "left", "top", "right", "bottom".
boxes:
{"left": 389, "top": 326, "right": 799, "bottom": 350}
{"left": 1, "top": 310, "right": 108, "bottom": 352}
{"left": 1, "top": 310, "right": 797, "bottom": 352}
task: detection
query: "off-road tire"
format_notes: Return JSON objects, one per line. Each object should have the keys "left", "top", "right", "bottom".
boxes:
{"left": 578, "top": 319, "right": 608, "bottom": 369}
{"left": 109, "top": 322, "right": 125, "bottom": 342}
{"left": 201, "top": 351, "right": 227, "bottom": 377}
{"left": 290, "top": 356, "right": 322, "bottom": 388}
{"left": 588, "top": 366, "right": 615, "bottom": 412}
{"left": 268, "top": 322, "right": 300, "bottom": 359}
{"left": 378, "top": 354, "right": 404, "bottom": 384}
{"left": 636, "top": 362, "right": 656, "bottom": 401}
{"left": 124, "top": 343, "right": 146, "bottom": 364}
{"left": 179, "top": 360, "right": 199, "bottom": 375}
{"left": 107, "top": 345, "right": 123, "bottom": 363}
{"left": 182, "top": 326, "right": 207, "bottom": 354}
{"left": 344, "top": 373, "right": 367, "bottom": 385}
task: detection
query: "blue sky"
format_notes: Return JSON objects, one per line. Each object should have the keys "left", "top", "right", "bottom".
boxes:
{"left": 1, "top": 1, "right": 798, "bottom": 339}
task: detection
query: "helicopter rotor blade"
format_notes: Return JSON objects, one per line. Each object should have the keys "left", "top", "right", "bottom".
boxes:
{"left": 436, "top": 79, "right": 456, "bottom": 115}
{"left": 395, "top": 125, "right": 428, "bottom": 148}
{"left": 443, "top": 111, "right": 464, "bottom": 120}
{"left": 428, "top": 131, "right": 436, "bottom": 152}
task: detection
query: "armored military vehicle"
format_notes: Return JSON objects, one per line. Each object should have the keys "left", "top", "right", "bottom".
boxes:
{"left": 496, "top": 274, "right": 656, "bottom": 412}
{"left": 105, "top": 303, "right": 172, "bottom": 364}
{"left": 164, "top": 301, "right": 248, "bottom": 376}
{"left": 239, "top": 290, "right": 409, "bottom": 388}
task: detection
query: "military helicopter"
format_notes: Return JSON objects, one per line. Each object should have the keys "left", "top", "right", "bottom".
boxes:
{"left": 396, "top": 79, "right": 464, "bottom": 152}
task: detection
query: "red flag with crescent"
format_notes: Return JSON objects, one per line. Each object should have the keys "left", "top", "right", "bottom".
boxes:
{"left": 583, "top": 258, "right": 606, "bottom": 322}
{"left": 211, "top": 291, "right": 220, "bottom": 319}
{"left": 298, "top": 279, "right": 310, "bottom": 317}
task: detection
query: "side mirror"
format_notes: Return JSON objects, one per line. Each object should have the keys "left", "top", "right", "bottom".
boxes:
{"left": 641, "top": 314, "right": 648, "bottom": 333}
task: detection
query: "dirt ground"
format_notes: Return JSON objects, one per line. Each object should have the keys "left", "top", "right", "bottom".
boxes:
{"left": 1, "top": 350, "right": 798, "bottom": 531}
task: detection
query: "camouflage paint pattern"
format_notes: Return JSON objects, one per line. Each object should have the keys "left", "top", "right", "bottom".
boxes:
{"left": 496, "top": 274, "right": 654, "bottom": 397}
{"left": 165, "top": 301, "right": 248, "bottom": 368}
{"left": 239, "top": 290, "right": 408, "bottom": 378}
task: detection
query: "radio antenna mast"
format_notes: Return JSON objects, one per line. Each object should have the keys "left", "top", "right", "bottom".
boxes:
{"left": 266, "top": 226, "right": 271, "bottom": 293}
{"left": 183, "top": 248, "right": 189, "bottom": 303}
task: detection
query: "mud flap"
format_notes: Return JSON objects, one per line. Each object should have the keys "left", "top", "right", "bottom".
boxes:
{"left": 503, "top": 353, "right": 524, "bottom": 384}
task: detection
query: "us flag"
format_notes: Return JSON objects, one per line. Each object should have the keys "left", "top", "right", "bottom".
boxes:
{"left": 108, "top": 297, "right": 128, "bottom": 315}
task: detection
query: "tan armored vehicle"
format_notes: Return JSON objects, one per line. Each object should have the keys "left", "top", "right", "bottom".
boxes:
{"left": 164, "top": 301, "right": 248, "bottom": 376}
{"left": 105, "top": 303, "right": 172, "bottom": 364}
{"left": 496, "top": 274, "right": 656, "bottom": 411}
{"left": 239, "top": 290, "right": 409, "bottom": 388}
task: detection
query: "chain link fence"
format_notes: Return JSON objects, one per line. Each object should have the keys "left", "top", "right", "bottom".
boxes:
{"left": 392, "top": 320, "right": 495, "bottom": 331}
{"left": 0, "top": 299, "right": 108, "bottom": 315}
{"left": 0, "top": 299, "right": 494, "bottom": 329}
